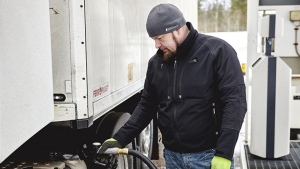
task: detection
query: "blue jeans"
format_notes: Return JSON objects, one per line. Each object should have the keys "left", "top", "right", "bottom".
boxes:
{"left": 163, "top": 148, "right": 234, "bottom": 169}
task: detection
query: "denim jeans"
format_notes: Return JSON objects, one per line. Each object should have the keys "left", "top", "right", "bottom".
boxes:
{"left": 163, "top": 148, "right": 234, "bottom": 169}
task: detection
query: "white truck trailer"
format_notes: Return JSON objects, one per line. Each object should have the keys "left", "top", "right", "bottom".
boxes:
{"left": 0, "top": 0, "right": 197, "bottom": 168}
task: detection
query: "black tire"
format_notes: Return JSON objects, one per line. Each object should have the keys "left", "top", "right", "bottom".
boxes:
{"left": 94, "top": 111, "right": 134, "bottom": 169}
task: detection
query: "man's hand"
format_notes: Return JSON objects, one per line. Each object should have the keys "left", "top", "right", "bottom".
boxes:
{"left": 211, "top": 156, "right": 231, "bottom": 169}
{"left": 98, "top": 138, "right": 123, "bottom": 154}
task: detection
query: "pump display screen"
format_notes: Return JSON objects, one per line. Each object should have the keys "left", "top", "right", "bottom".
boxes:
{"left": 259, "top": 0, "right": 300, "bottom": 5}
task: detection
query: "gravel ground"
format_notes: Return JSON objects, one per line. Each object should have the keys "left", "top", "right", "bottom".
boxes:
{"left": 151, "top": 132, "right": 166, "bottom": 169}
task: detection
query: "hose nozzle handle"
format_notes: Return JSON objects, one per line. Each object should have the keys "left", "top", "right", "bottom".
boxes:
{"left": 98, "top": 147, "right": 129, "bottom": 155}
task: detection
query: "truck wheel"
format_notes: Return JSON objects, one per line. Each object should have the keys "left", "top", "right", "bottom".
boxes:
{"left": 94, "top": 111, "right": 133, "bottom": 169}
{"left": 138, "top": 120, "right": 153, "bottom": 169}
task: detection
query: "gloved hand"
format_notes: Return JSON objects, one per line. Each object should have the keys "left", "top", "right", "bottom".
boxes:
{"left": 211, "top": 156, "right": 231, "bottom": 169}
{"left": 98, "top": 138, "right": 124, "bottom": 154}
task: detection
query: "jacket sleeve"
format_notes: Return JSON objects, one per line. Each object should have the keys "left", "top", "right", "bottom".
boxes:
{"left": 113, "top": 57, "right": 159, "bottom": 146}
{"left": 212, "top": 40, "right": 247, "bottom": 160}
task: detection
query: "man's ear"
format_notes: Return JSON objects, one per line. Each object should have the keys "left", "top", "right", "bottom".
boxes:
{"left": 172, "top": 28, "right": 183, "bottom": 44}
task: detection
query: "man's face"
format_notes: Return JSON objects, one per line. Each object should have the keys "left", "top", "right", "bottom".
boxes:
{"left": 152, "top": 32, "right": 179, "bottom": 61}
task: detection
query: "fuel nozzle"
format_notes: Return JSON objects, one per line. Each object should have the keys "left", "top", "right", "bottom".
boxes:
{"left": 92, "top": 142, "right": 104, "bottom": 166}
{"left": 93, "top": 142, "right": 101, "bottom": 152}
{"left": 92, "top": 142, "right": 117, "bottom": 169}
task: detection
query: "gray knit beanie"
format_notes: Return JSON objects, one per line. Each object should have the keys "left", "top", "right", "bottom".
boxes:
{"left": 146, "top": 4, "right": 186, "bottom": 37}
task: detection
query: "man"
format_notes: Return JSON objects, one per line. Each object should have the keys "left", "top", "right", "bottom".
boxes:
{"left": 99, "top": 3, "right": 247, "bottom": 169}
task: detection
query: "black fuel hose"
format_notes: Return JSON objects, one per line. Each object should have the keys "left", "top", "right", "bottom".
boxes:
{"left": 128, "top": 149, "right": 157, "bottom": 169}
{"left": 100, "top": 147, "right": 157, "bottom": 169}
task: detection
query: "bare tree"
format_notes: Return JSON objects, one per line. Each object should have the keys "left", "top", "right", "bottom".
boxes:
{"left": 197, "top": 0, "right": 247, "bottom": 32}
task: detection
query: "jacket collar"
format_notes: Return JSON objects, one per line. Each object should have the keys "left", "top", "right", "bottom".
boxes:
{"left": 176, "top": 22, "right": 197, "bottom": 55}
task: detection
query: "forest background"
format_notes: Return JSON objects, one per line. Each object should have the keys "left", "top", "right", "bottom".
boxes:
{"left": 198, "top": 0, "right": 247, "bottom": 32}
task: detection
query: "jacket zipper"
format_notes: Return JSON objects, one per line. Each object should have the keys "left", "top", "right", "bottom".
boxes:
{"left": 173, "top": 58, "right": 197, "bottom": 146}
{"left": 179, "top": 58, "right": 198, "bottom": 94}
{"left": 173, "top": 59, "right": 177, "bottom": 69}
{"left": 173, "top": 57, "right": 180, "bottom": 145}
{"left": 173, "top": 57, "right": 177, "bottom": 99}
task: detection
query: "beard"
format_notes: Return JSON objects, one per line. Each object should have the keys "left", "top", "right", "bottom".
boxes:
{"left": 163, "top": 50, "right": 176, "bottom": 61}
{"left": 162, "top": 33, "right": 179, "bottom": 61}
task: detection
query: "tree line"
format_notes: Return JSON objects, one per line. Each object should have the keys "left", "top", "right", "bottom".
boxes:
{"left": 198, "top": 0, "right": 247, "bottom": 33}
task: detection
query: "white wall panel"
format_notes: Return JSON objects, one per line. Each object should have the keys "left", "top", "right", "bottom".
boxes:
{"left": 0, "top": 0, "right": 54, "bottom": 163}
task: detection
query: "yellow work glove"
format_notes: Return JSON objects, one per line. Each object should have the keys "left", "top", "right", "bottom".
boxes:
{"left": 211, "top": 156, "right": 231, "bottom": 169}
{"left": 98, "top": 138, "right": 123, "bottom": 154}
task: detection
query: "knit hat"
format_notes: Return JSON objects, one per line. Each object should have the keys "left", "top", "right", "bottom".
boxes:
{"left": 146, "top": 4, "right": 186, "bottom": 37}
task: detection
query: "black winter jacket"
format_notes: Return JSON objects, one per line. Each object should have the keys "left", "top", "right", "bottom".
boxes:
{"left": 114, "top": 22, "right": 247, "bottom": 160}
